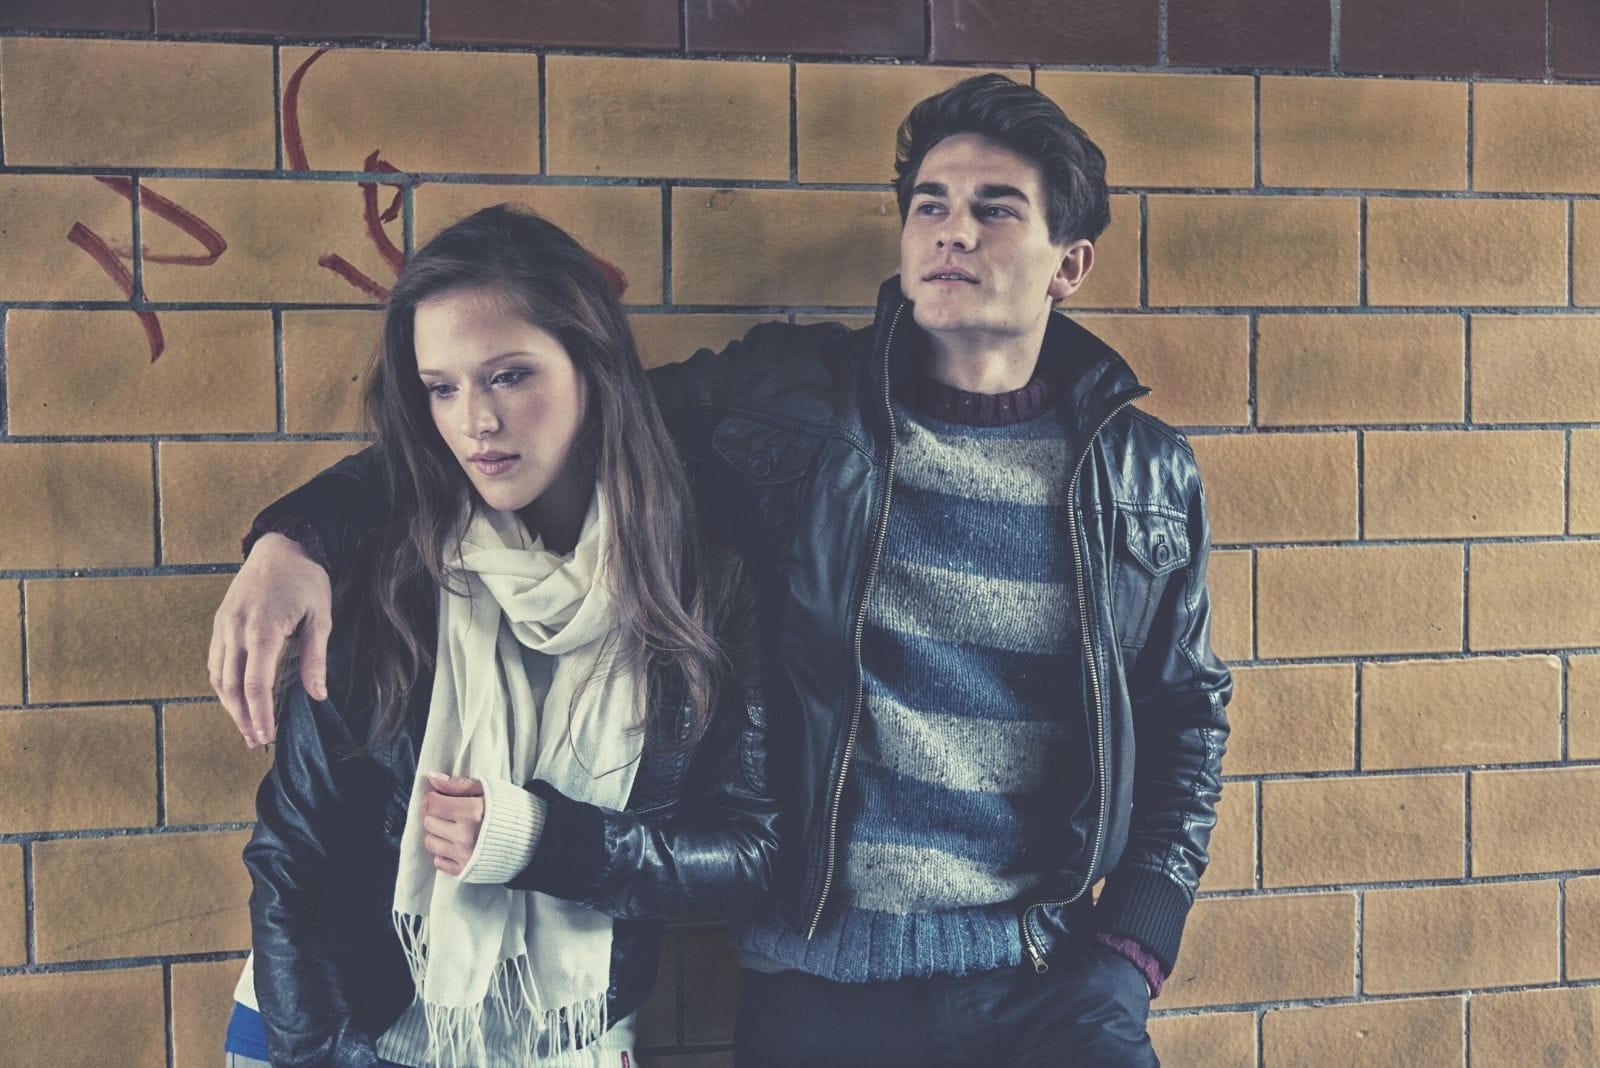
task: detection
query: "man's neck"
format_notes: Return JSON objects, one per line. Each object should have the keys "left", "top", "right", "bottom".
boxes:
{"left": 916, "top": 321, "right": 1050, "bottom": 394}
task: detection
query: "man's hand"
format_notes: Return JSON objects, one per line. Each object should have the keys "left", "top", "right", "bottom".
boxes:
{"left": 208, "top": 533, "right": 333, "bottom": 748}
{"left": 421, "top": 774, "right": 486, "bottom": 876}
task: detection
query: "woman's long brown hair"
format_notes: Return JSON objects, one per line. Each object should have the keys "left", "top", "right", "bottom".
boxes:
{"left": 348, "top": 204, "right": 728, "bottom": 748}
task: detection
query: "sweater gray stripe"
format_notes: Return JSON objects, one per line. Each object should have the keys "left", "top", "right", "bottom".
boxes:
{"left": 868, "top": 554, "right": 1071, "bottom": 655}
{"left": 843, "top": 839, "right": 1047, "bottom": 913}
{"left": 893, "top": 424, "right": 1073, "bottom": 505}
{"left": 859, "top": 694, "right": 1066, "bottom": 794}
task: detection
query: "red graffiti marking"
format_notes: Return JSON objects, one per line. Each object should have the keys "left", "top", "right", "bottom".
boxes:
{"left": 66, "top": 176, "right": 229, "bottom": 362}
{"left": 282, "top": 47, "right": 330, "bottom": 172}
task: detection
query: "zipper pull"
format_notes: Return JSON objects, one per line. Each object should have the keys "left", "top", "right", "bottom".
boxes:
{"left": 1025, "top": 942, "right": 1049, "bottom": 974}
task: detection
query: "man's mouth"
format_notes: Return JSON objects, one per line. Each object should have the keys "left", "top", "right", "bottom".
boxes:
{"left": 924, "top": 268, "right": 978, "bottom": 284}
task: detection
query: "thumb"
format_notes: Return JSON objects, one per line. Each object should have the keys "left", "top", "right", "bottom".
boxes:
{"left": 298, "top": 612, "right": 331, "bottom": 702}
{"left": 426, "top": 772, "right": 484, "bottom": 796}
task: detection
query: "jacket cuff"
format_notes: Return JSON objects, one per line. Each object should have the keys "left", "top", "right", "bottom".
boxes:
{"left": 458, "top": 778, "right": 547, "bottom": 885}
{"left": 243, "top": 514, "right": 331, "bottom": 575}
{"left": 507, "top": 780, "right": 607, "bottom": 901}
{"left": 1093, "top": 931, "right": 1165, "bottom": 998}
{"left": 1094, "top": 866, "right": 1193, "bottom": 974}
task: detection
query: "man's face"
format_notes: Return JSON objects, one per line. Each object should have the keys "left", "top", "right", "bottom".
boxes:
{"left": 898, "top": 133, "right": 1088, "bottom": 351}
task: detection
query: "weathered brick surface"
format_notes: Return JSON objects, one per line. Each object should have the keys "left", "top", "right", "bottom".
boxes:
{"left": 1255, "top": 314, "right": 1464, "bottom": 426}
{"left": 1204, "top": 781, "right": 1255, "bottom": 892}
{"left": 1578, "top": 202, "right": 1600, "bottom": 306}
{"left": 1224, "top": 664, "right": 1354, "bottom": 775}
{"left": 1475, "top": 83, "right": 1600, "bottom": 193}
{"left": 1363, "top": 430, "right": 1565, "bottom": 539}
{"left": 1472, "top": 316, "right": 1600, "bottom": 423}
{"left": 1472, "top": 766, "right": 1600, "bottom": 876}
{"left": 1563, "top": 875, "right": 1600, "bottom": 980}
{"left": 0, "top": 443, "right": 154, "bottom": 569}
{"left": 1075, "top": 315, "right": 1250, "bottom": 427}
{"left": 1568, "top": 655, "right": 1600, "bottom": 760}
{"left": 1471, "top": 986, "right": 1600, "bottom": 1067}
{"left": 1470, "top": 541, "right": 1600, "bottom": 650}
{"left": 1363, "top": 880, "right": 1558, "bottom": 994}
{"left": 0, "top": 968, "right": 167, "bottom": 1067}
{"left": 1262, "top": 773, "right": 1463, "bottom": 887}
{"left": 1263, "top": 998, "right": 1464, "bottom": 1067}
{"left": 1065, "top": 194, "right": 1141, "bottom": 309}
{"left": 33, "top": 830, "right": 251, "bottom": 961}
{"left": 1188, "top": 432, "right": 1357, "bottom": 544}
{"left": 282, "top": 310, "right": 383, "bottom": 434}
{"left": 0, "top": 706, "right": 156, "bottom": 832}
{"left": 0, "top": 585, "right": 19, "bottom": 706}
{"left": 1257, "top": 545, "right": 1463, "bottom": 657}
{"left": 1161, "top": 893, "right": 1356, "bottom": 1008}
{"left": 1260, "top": 77, "right": 1467, "bottom": 190}
{"left": 1361, "top": 656, "right": 1561, "bottom": 769}
{"left": 172, "top": 959, "right": 249, "bottom": 1068}
{"left": 1206, "top": 549, "right": 1253, "bottom": 663}
{"left": 0, "top": 174, "right": 137, "bottom": 302}
{"left": 1147, "top": 1012, "right": 1257, "bottom": 1067}
{"left": 163, "top": 701, "right": 273, "bottom": 825}
{"left": 0, "top": 844, "right": 23, "bottom": 967}
{"left": 1366, "top": 198, "right": 1568, "bottom": 307}
{"left": 628, "top": 314, "right": 780, "bottom": 369}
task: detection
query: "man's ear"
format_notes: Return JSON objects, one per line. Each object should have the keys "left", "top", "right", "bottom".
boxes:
{"left": 1048, "top": 239, "right": 1095, "bottom": 301}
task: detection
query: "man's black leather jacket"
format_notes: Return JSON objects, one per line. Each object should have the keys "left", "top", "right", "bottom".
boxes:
{"left": 243, "top": 584, "right": 777, "bottom": 1066}
{"left": 254, "top": 276, "right": 1230, "bottom": 982}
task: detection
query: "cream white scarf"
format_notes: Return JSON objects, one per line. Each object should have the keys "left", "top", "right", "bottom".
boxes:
{"left": 392, "top": 491, "right": 645, "bottom": 1066}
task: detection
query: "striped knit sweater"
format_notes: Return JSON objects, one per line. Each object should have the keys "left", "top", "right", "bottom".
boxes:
{"left": 741, "top": 369, "right": 1091, "bottom": 983}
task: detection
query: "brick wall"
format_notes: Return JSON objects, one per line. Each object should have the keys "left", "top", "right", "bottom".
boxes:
{"left": 2, "top": 2, "right": 1598, "bottom": 1065}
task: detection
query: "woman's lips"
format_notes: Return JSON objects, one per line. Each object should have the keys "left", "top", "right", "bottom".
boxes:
{"left": 469, "top": 454, "right": 518, "bottom": 476}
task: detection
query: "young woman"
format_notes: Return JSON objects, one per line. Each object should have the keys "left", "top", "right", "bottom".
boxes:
{"left": 223, "top": 206, "right": 777, "bottom": 1067}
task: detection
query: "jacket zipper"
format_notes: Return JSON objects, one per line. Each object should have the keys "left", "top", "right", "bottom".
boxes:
{"left": 1022, "top": 389, "right": 1146, "bottom": 974}
{"left": 806, "top": 300, "right": 907, "bottom": 938}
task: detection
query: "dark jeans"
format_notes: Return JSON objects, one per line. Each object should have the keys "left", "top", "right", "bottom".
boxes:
{"left": 734, "top": 940, "right": 1158, "bottom": 1067}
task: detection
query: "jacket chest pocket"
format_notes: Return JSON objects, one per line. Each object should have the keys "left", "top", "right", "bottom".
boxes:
{"left": 1110, "top": 509, "right": 1189, "bottom": 651}
{"left": 711, "top": 414, "right": 825, "bottom": 554}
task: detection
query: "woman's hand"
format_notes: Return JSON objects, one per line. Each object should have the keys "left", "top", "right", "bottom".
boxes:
{"left": 421, "top": 773, "right": 486, "bottom": 876}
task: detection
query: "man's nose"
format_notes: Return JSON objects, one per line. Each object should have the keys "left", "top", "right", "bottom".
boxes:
{"left": 936, "top": 208, "right": 976, "bottom": 251}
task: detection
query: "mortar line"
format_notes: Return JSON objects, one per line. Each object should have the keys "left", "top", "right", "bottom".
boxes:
{"left": 1464, "top": 768, "right": 1475, "bottom": 878}
{"left": 1561, "top": 653, "right": 1571, "bottom": 762}
{"left": 1353, "top": 660, "right": 1363, "bottom": 772}
{"left": 1565, "top": 429, "right": 1574, "bottom": 537}
{"left": 1569, "top": 199, "right": 1577, "bottom": 308}
{"left": 661, "top": 185, "right": 674, "bottom": 306}
{"left": 1358, "top": 197, "right": 1368, "bottom": 306}
{"left": 1463, "top": 313, "right": 1474, "bottom": 426}
{"left": 1253, "top": 75, "right": 1262, "bottom": 190}
{"left": 1461, "top": 541, "right": 1472, "bottom": 653}
{"left": 272, "top": 47, "right": 284, "bottom": 171}
{"left": 1356, "top": 429, "right": 1365, "bottom": 539}
{"left": 679, "top": 0, "right": 689, "bottom": 53}
{"left": 0, "top": 307, "right": 9, "bottom": 437}
{"left": 538, "top": 53, "right": 549, "bottom": 178}
{"left": 1464, "top": 992, "right": 1473, "bottom": 1068}
{"left": 1138, "top": 195, "right": 1149, "bottom": 309}
{"left": 789, "top": 62, "right": 799, "bottom": 184}
{"left": 1329, "top": 0, "right": 1343, "bottom": 71}
{"left": 1246, "top": 313, "right": 1258, "bottom": 428}
{"left": 1250, "top": 548, "right": 1259, "bottom": 661}
{"left": 1560, "top": 876, "right": 1569, "bottom": 981}
{"left": 1354, "top": 889, "right": 1365, "bottom": 995}
{"left": 154, "top": 701, "right": 167, "bottom": 827}
{"left": 1253, "top": 778, "right": 1264, "bottom": 890}
{"left": 273, "top": 308, "right": 287, "bottom": 434}
{"left": 1547, "top": 0, "right": 1555, "bottom": 82}
{"left": 22, "top": 840, "right": 34, "bottom": 965}
{"left": 421, "top": 0, "right": 431, "bottom": 42}
{"left": 1466, "top": 82, "right": 1476, "bottom": 191}
{"left": 150, "top": 438, "right": 163, "bottom": 567}
{"left": 130, "top": 176, "right": 145, "bottom": 303}
{"left": 164, "top": 960, "right": 176, "bottom": 1068}
{"left": 16, "top": 581, "right": 28, "bottom": 706}
{"left": 1158, "top": 0, "right": 1169, "bottom": 66}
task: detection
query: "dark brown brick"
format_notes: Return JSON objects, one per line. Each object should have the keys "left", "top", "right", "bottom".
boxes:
{"left": 155, "top": 0, "right": 420, "bottom": 39}
{"left": 432, "top": 0, "right": 678, "bottom": 48}
{"left": 930, "top": 0, "right": 1158, "bottom": 64}
{"left": 0, "top": 0, "right": 150, "bottom": 31}
{"left": 1168, "top": 0, "right": 1330, "bottom": 68}
{"left": 1340, "top": 0, "right": 1546, "bottom": 77}
{"left": 1552, "top": 0, "right": 1600, "bottom": 78}
{"left": 681, "top": 926, "right": 741, "bottom": 1044}
{"left": 688, "top": 0, "right": 923, "bottom": 56}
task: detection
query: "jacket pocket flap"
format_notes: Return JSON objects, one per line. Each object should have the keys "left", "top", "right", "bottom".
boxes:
{"left": 712, "top": 414, "right": 824, "bottom": 485}
{"left": 1123, "top": 512, "right": 1189, "bottom": 577}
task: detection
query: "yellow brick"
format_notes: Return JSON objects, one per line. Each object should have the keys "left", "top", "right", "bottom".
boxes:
{"left": 0, "top": 443, "right": 154, "bottom": 569}
{"left": 1258, "top": 545, "right": 1462, "bottom": 657}
{"left": 1189, "top": 432, "right": 1357, "bottom": 543}
{"left": 139, "top": 178, "right": 400, "bottom": 303}
{"left": 0, "top": 38, "right": 273, "bottom": 168}
{"left": 34, "top": 830, "right": 250, "bottom": 962}
{"left": 1207, "top": 549, "right": 1253, "bottom": 663}
{"left": 1363, "top": 881, "right": 1558, "bottom": 994}
{"left": 5, "top": 310, "right": 275, "bottom": 436}
{"left": 414, "top": 183, "right": 664, "bottom": 305}
{"left": 0, "top": 968, "right": 166, "bottom": 1068}
{"left": 1205, "top": 781, "right": 1255, "bottom": 892}
{"left": 1262, "top": 774, "right": 1463, "bottom": 887}
{"left": 1075, "top": 315, "right": 1250, "bottom": 427}
{"left": 1364, "top": 430, "right": 1564, "bottom": 538}
{"left": 281, "top": 47, "right": 539, "bottom": 173}
{"left": 1261, "top": 77, "right": 1466, "bottom": 191}
{"left": 794, "top": 314, "right": 874, "bottom": 330}
{"left": 672, "top": 188, "right": 900, "bottom": 306}
{"left": 1472, "top": 315, "right": 1600, "bottom": 423}
{"left": 1362, "top": 656, "right": 1561, "bottom": 769}
{"left": 0, "top": 174, "right": 135, "bottom": 301}
{"left": 1475, "top": 83, "right": 1600, "bottom": 193}
{"left": 1578, "top": 202, "right": 1600, "bottom": 307}
{"left": 0, "top": 583, "right": 18, "bottom": 706}
{"left": 0, "top": 844, "right": 22, "bottom": 967}
{"left": 1572, "top": 431, "right": 1600, "bottom": 533}
{"left": 1148, "top": 1012, "right": 1257, "bottom": 1068}
{"left": 1037, "top": 72, "right": 1254, "bottom": 189}
{"left": 1061, "top": 193, "right": 1140, "bottom": 310}
{"left": 629, "top": 314, "right": 781, "bottom": 369}
{"left": 1570, "top": 655, "right": 1600, "bottom": 760}
{"left": 160, "top": 442, "right": 360, "bottom": 564}
{"left": 164, "top": 701, "right": 272, "bottom": 825}
{"left": 0, "top": 706, "right": 156, "bottom": 832}
{"left": 1367, "top": 198, "right": 1567, "bottom": 306}
{"left": 1470, "top": 542, "right": 1600, "bottom": 651}
{"left": 1471, "top": 986, "right": 1600, "bottom": 1067}
{"left": 548, "top": 57, "right": 787, "bottom": 180}
{"left": 24, "top": 575, "right": 232, "bottom": 703}
{"left": 1256, "top": 314, "right": 1463, "bottom": 427}
{"left": 1225, "top": 664, "right": 1354, "bottom": 775}
{"left": 1148, "top": 196, "right": 1360, "bottom": 307}
{"left": 283, "top": 310, "right": 382, "bottom": 434}
{"left": 1263, "top": 998, "right": 1463, "bottom": 1068}
{"left": 1162, "top": 893, "right": 1355, "bottom": 1009}
{"left": 1473, "top": 767, "right": 1600, "bottom": 876}
{"left": 1564, "top": 875, "right": 1600, "bottom": 980}
{"left": 173, "top": 959, "right": 247, "bottom": 1068}
{"left": 797, "top": 65, "right": 1004, "bottom": 184}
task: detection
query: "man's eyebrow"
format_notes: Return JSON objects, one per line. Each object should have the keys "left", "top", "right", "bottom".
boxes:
{"left": 911, "top": 181, "right": 947, "bottom": 198}
{"left": 977, "top": 183, "right": 1030, "bottom": 203}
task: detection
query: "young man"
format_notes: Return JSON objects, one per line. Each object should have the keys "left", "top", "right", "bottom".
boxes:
{"left": 213, "top": 75, "right": 1230, "bottom": 1066}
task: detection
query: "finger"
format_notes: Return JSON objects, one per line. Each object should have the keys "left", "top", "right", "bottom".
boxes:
{"left": 432, "top": 855, "right": 463, "bottom": 876}
{"left": 241, "top": 626, "right": 288, "bottom": 744}
{"left": 422, "top": 815, "right": 478, "bottom": 848}
{"left": 424, "top": 832, "right": 470, "bottom": 864}
{"left": 425, "top": 773, "right": 484, "bottom": 797}
{"left": 298, "top": 611, "right": 332, "bottom": 703}
{"left": 423, "top": 795, "right": 484, "bottom": 823}
{"left": 217, "top": 639, "right": 255, "bottom": 746}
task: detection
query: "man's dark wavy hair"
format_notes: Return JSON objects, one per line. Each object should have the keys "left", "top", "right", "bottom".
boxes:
{"left": 893, "top": 73, "right": 1111, "bottom": 246}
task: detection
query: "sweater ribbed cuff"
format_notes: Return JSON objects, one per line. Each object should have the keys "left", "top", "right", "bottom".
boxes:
{"left": 457, "top": 778, "right": 547, "bottom": 885}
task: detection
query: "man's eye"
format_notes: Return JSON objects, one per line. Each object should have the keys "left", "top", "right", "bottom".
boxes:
{"left": 983, "top": 205, "right": 1015, "bottom": 219}
{"left": 915, "top": 202, "right": 945, "bottom": 215}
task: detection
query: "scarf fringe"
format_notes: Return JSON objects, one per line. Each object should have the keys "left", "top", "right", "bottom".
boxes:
{"left": 394, "top": 911, "right": 612, "bottom": 1066}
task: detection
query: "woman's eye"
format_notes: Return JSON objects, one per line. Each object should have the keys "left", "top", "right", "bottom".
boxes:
{"left": 492, "top": 370, "right": 530, "bottom": 387}
{"left": 426, "top": 383, "right": 455, "bottom": 399}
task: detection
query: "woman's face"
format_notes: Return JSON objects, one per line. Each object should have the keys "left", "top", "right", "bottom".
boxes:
{"left": 414, "top": 286, "right": 589, "bottom": 519}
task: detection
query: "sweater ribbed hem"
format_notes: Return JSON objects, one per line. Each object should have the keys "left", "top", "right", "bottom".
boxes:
{"left": 458, "top": 778, "right": 547, "bottom": 885}
{"left": 1094, "top": 867, "right": 1193, "bottom": 974}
